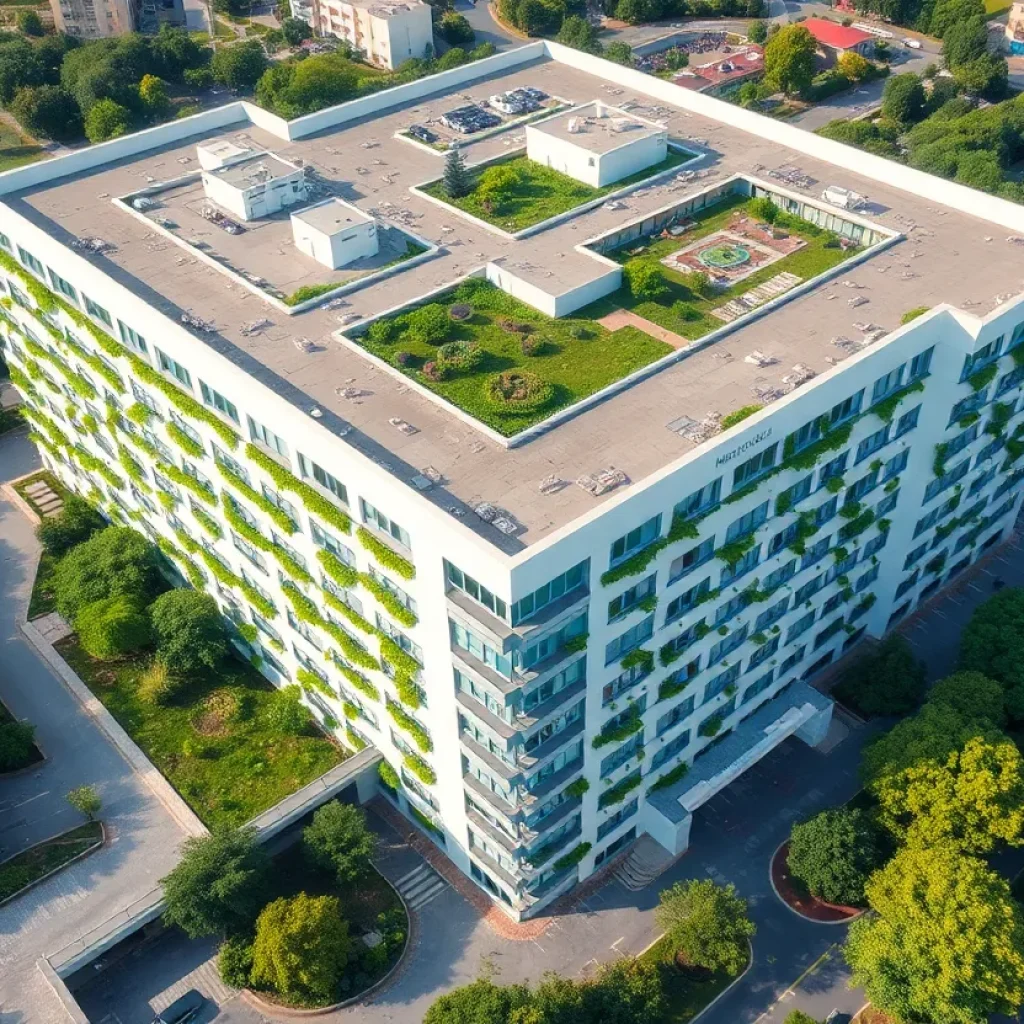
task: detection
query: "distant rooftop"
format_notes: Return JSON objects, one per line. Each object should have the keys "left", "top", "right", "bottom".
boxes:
{"left": 208, "top": 152, "right": 302, "bottom": 190}
{"left": 801, "top": 17, "right": 875, "bottom": 49}
{"left": 527, "top": 100, "right": 666, "bottom": 154}
{"left": 345, "top": 0, "right": 427, "bottom": 14}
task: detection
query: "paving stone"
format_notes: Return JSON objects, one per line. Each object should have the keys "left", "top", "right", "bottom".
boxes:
{"left": 43, "top": 509, "right": 63, "bottom": 518}
{"left": 24, "top": 482, "right": 49, "bottom": 495}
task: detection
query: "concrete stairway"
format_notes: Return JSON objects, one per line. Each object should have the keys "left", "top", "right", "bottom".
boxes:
{"left": 613, "top": 835, "right": 675, "bottom": 892}
{"left": 393, "top": 862, "right": 448, "bottom": 911}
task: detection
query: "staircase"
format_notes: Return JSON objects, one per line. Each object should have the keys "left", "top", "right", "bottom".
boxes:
{"left": 393, "top": 862, "right": 449, "bottom": 911}
{"left": 613, "top": 835, "right": 674, "bottom": 891}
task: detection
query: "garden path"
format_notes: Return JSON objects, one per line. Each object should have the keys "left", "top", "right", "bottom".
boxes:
{"left": 595, "top": 308, "right": 691, "bottom": 349}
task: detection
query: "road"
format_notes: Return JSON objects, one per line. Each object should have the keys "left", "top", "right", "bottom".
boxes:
{"left": 0, "top": 431, "right": 192, "bottom": 1024}
{"left": 456, "top": 0, "right": 523, "bottom": 51}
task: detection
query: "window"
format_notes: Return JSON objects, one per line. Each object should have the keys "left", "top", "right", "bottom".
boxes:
{"left": 818, "top": 452, "right": 848, "bottom": 488}
{"left": 787, "top": 609, "right": 815, "bottom": 643}
{"left": 450, "top": 619, "right": 512, "bottom": 676}
{"left": 997, "top": 366, "right": 1024, "bottom": 396}
{"left": 733, "top": 445, "right": 777, "bottom": 490}
{"left": 884, "top": 450, "right": 909, "bottom": 479}
{"left": 961, "top": 339, "right": 1002, "bottom": 381}
{"left": 871, "top": 364, "right": 906, "bottom": 405}
{"left": 47, "top": 268, "right": 77, "bottom": 303}
{"left": 708, "top": 626, "right": 748, "bottom": 667}
{"left": 156, "top": 348, "right": 192, "bottom": 388}
{"left": 755, "top": 596, "right": 789, "bottom": 632}
{"left": 84, "top": 295, "right": 112, "bottom": 328}
{"left": 213, "top": 443, "right": 249, "bottom": 485}
{"left": 604, "top": 614, "right": 655, "bottom": 666}
{"left": 200, "top": 381, "right": 239, "bottom": 423}
{"left": 651, "top": 728, "right": 691, "bottom": 769}
{"left": 17, "top": 246, "right": 44, "bottom": 278}
{"left": 725, "top": 501, "right": 769, "bottom": 543}
{"left": 895, "top": 405, "right": 920, "bottom": 437}
{"left": 665, "top": 577, "right": 711, "bottom": 623}
{"left": 610, "top": 515, "right": 662, "bottom": 566}
{"left": 846, "top": 468, "right": 879, "bottom": 503}
{"left": 780, "top": 645, "right": 806, "bottom": 675}
{"left": 742, "top": 670, "right": 775, "bottom": 705}
{"left": 657, "top": 697, "right": 695, "bottom": 736}
{"left": 675, "top": 478, "right": 721, "bottom": 520}
{"left": 667, "top": 537, "right": 715, "bottom": 584}
{"left": 778, "top": 474, "right": 813, "bottom": 511}
{"left": 360, "top": 498, "right": 409, "bottom": 546}
{"left": 909, "top": 347, "right": 934, "bottom": 380}
{"left": 801, "top": 535, "right": 831, "bottom": 572}
{"left": 763, "top": 558, "right": 797, "bottom": 591}
{"left": 511, "top": 560, "right": 588, "bottom": 625}
{"left": 829, "top": 391, "right": 864, "bottom": 426}
{"left": 720, "top": 544, "right": 761, "bottom": 586}
{"left": 377, "top": 613, "right": 422, "bottom": 663}
{"left": 118, "top": 320, "right": 148, "bottom": 355}
{"left": 248, "top": 416, "right": 288, "bottom": 459}
{"left": 0, "top": 232, "right": 10, "bottom": 251}
{"left": 445, "top": 561, "right": 508, "bottom": 621}
{"left": 856, "top": 425, "right": 890, "bottom": 464}
{"left": 949, "top": 389, "right": 990, "bottom": 427}
{"left": 608, "top": 574, "right": 656, "bottom": 621}
{"left": 232, "top": 531, "right": 267, "bottom": 572}
{"left": 748, "top": 635, "right": 779, "bottom": 671}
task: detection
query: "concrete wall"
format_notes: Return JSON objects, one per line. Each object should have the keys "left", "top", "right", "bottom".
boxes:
{"left": 526, "top": 125, "right": 666, "bottom": 188}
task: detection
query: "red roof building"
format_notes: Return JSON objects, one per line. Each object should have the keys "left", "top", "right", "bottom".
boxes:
{"left": 802, "top": 18, "right": 876, "bottom": 56}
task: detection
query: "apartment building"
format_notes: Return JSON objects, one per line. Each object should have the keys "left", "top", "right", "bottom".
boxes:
{"left": 49, "top": 0, "right": 138, "bottom": 38}
{"left": 289, "top": 0, "right": 433, "bottom": 69}
{"left": 2, "top": 43, "right": 1024, "bottom": 922}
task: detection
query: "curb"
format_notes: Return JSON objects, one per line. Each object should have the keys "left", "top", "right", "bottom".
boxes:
{"left": 689, "top": 939, "right": 754, "bottom": 1024}
{"left": 0, "top": 822, "right": 106, "bottom": 909}
{"left": 767, "top": 840, "right": 863, "bottom": 926}
{"left": 18, "top": 619, "right": 208, "bottom": 839}
{"left": 2, "top": 476, "right": 43, "bottom": 526}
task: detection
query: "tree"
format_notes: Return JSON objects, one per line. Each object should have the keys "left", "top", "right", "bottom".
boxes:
{"left": 36, "top": 495, "right": 105, "bottom": 556}
{"left": 211, "top": 40, "right": 268, "bottom": 91}
{"left": 880, "top": 72, "right": 926, "bottom": 124}
{"left": 656, "top": 879, "right": 754, "bottom": 976}
{"left": 250, "top": 893, "right": 352, "bottom": 1003}
{"left": 787, "top": 807, "right": 885, "bottom": 906}
{"left": 440, "top": 10, "right": 475, "bottom": 43}
{"left": 0, "top": 39, "right": 43, "bottom": 104}
{"left": 149, "top": 589, "right": 228, "bottom": 676}
{"left": 150, "top": 24, "right": 210, "bottom": 80}
{"left": 747, "top": 19, "right": 768, "bottom": 42}
{"left": 162, "top": 827, "right": 270, "bottom": 938}
{"left": 929, "top": 0, "right": 984, "bottom": 38}
{"left": 763, "top": 24, "right": 816, "bottom": 97}
{"left": 583, "top": 958, "right": 666, "bottom": 1023}
{"left": 77, "top": 595, "right": 151, "bottom": 660}
{"left": 424, "top": 978, "right": 532, "bottom": 1024}
{"left": 14, "top": 84, "right": 84, "bottom": 142}
{"left": 85, "top": 98, "right": 131, "bottom": 142}
{"left": 748, "top": 196, "right": 779, "bottom": 223}
{"left": 556, "top": 14, "right": 602, "bottom": 53}
{"left": 837, "top": 50, "right": 871, "bottom": 81}
{"left": 846, "top": 843, "right": 1024, "bottom": 1024}
{"left": 623, "top": 259, "right": 669, "bottom": 301}
{"left": 604, "top": 41, "right": 634, "bottom": 65}
{"left": 442, "top": 146, "right": 472, "bottom": 198}
{"left": 477, "top": 163, "right": 522, "bottom": 212}
{"left": 783, "top": 1013, "right": 820, "bottom": 1024}
{"left": 218, "top": 934, "right": 254, "bottom": 988}
{"left": 281, "top": 16, "right": 311, "bottom": 45}
{"left": 926, "top": 671, "right": 1005, "bottom": 727}
{"left": 953, "top": 53, "right": 1008, "bottom": 100}
{"left": 16, "top": 10, "right": 44, "bottom": 36}
{"left": 942, "top": 14, "right": 987, "bottom": 68}
{"left": 52, "top": 526, "right": 160, "bottom": 624}
{"left": 303, "top": 801, "right": 376, "bottom": 885}
{"left": 138, "top": 73, "right": 169, "bottom": 117}
{"left": 0, "top": 719, "right": 37, "bottom": 772}
{"left": 66, "top": 784, "right": 101, "bottom": 820}
{"left": 614, "top": 0, "right": 662, "bottom": 23}
{"left": 960, "top": 588, "right": 1024, "bottom": 714}
{"left": 832, "top": 633, "right": 925, "bottom": 717}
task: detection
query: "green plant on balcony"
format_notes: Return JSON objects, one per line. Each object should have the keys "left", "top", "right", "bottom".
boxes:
{"left": 553, "top": 841, "right": 591, "bottom": 872}
{"left": 871, "top": 380, "right": 925, "bottom": 423}
{"left": 191, "top": 505, "right": 223, "bottom": 539}
{"left": 297, "top": 667, "right": 333, "bottom": 697}
{"left": 563, "top": 632, "right": 588, "bottom": 654}
{"left": 958, "top": 411, "right": 980, "bottom": 429}
{"left": 783, "top": 421, "right": 853, "bottom": 473}
{"left": 592, "top": 706, "right": 642, "bottom": 748}
{"left": 342, "top": 701, "right": 359, "bottom": 720}
{"left": 360, "top": 571, "right": 418, "bottom": 627}
{"left": 988, "top": 400, "right": 1015, "bottom": 437}
{"left": 357, "top": 526, "right": 415, "bottom": 580}
{"left": 968, "top": 363, "right": 998, "bottom": 393}
{"left": 125, "top": 402, "right": 152, "bottom": 426}
{"left": 884, "top": 476, "right": 900, "bottom": 493}
{"left": 387, "top": 700, "right": 432, "bottom": 753}
{"left": 648, "top": 760, "right": 689, "bottom": 793}
{"left": 750, "top": 632, "right": 767, "bottom": 646}
{"left": 666, "top": 513, "right": 700, "bottom": 544}
{"left": 317, "top": 548, "right": 358, "bottom": 588}
{"left": 394, "top": 671, "right": 423, "bottom": 710}
{"left": 345, "top": 726, "right": 366, "bottom": 751}
{"left": 716, "top": 531, "right": 755, "bottom": 571}
{"left": 600, "top": 537, "right": 669, "bottom": 587}
{"left": 166, "top": 422, "right": 206, "bottom": 460}
{"left": 156, "top": 491, "right": 176, "bottom": 512}
{"left": 564, "top": 777, "right": 590, "bottom": 799}
{"left": 723, "top": 684, "right": 738, "bottom": 698}
{"left": 599, "top": 771, "right": 642, "bottom": 808}
{"left": 832, "top": 546, "right": 850, "bottom": 563}
{"left": 824, "top": 475, "right": 845, "bottom": 494}
{"left": 283, "top": 583, "right": 377, "bottom": 670}
{"left": 695, "top": 622, "right": 711, "bottom": 640}
{"left": 403, "top": 750, "right": 436, "bottom": 786}
{"left": 717, "top": 625, "right": 728, "bottom": 636}
{"left": 322, "top": 589, "right": 374, "bottom": 634}
{"left": 840, "top": 509, "right": 876, "bottom": 542}
{"left": 378, "top": 633, "right": 420, "bottom": 678}
{"left": 699, "top": 713, "right": 723, "bottom": 738}
{"left": 637, "top": 594, "right": 658, "bottom": 614}
{"left": 620, "top": 647, "right": 654, "bottom": 674}
{"left": 658, "top": 673, "right": 690, "bottom": 701}
{"left": 214, "top": 462, "right": 295, "bottom": 533}
{"left": 237, "top": 623, "right": 258, "bottom": 644}
{"left": 774, "top": 489, "right": 793, "bottom": 516}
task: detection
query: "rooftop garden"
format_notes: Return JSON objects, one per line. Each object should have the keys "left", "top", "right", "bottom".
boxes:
{"left": 356, "top": 277, "right": 673, "bottom": 435}
{"left": 586, "top": 194, "right": 861, "bottom": 343}
{"left": 421, "top": 148, "right": 695, "bottom": 233}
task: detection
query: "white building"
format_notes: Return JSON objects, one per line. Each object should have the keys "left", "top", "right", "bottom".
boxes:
{"left": 49, "top": 0, "right": 137, "bottom": 38}
{"left": 200, "top": 152, "right": 307, "bottom": 223}
{"left": 4, "top": 42, "right": 1024, "bottom": 924}
{"left": 526, "top": 101, "right": 669, "bottom": 188}
{"left": 290, "top": 0, "right": 433, "bottom": 70}
{"left": 291, "top": 199, "right": 379, "bottom": 270}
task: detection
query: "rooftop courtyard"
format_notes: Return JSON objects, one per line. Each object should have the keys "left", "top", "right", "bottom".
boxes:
{"left": 6, "top": 47, "right": 1024, "bottom": 552}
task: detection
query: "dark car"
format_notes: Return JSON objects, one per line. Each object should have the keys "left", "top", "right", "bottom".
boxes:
{"left": 408, "top": 124, "right": 437, "bottom": 143}
{"left": 151, "top": 990, "right": 205, "bottom": 1024}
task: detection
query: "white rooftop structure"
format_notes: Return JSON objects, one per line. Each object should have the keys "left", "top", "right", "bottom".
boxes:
{"left": 201, "top": 152, "right": 307, "bottom": 223}
{"left": 291, "top": 198, "right": 379, "bottom": 270}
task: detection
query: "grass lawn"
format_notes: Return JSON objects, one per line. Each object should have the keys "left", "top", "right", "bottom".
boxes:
{"left": 640, "top": 935, "right": 737, "bottom": 1022}
{"left": 0, "top": 122, "right": 46, "bottom": 173}
{"left": 13, "top": 470, "right": 70, "bottom": 619}
{"left": 421, "top": 149, "right": 695, "bottom": 233}
{"left": 360, "top": 278, "right": 672, "bottom": 435}
{"left": 56, "top": 638, "right": 346, "bottom": 828}
{"left": 0, "top": 821, "right": 103, "bottom": 903}
{"left": 583, "top": 194, "right": 859, "bottom": 343}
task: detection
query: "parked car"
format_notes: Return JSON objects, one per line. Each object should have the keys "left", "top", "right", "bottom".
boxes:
{"left": 903, "top": 37, "right": 922, "bottom": 48}
{"left": 408, "top": 124, "right": 438, "bottom": 143}
{"left": 151, "top": 990, "right": 205, "bottom": 1024}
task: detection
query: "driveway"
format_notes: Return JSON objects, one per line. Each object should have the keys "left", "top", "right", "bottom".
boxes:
{"left": 0, "top": 432, "right": 192, "bottom": 1023}
{"left": 457, "top": 1, "right": 522, "bottom": 51}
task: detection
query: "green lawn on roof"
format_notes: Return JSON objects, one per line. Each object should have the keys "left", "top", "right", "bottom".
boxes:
{"left": 358, "top": 278, "right": 673, "bottom": 436}
{"left": 421, "top": 149, "right": 695, "bottom": 233}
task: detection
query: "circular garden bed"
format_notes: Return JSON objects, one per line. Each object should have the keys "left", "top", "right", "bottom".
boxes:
{"left": 770, "top": 841, "right": 863, "bottom": 923}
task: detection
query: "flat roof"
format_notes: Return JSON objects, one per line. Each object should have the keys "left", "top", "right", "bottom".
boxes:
{"left": 210, "top": 153, "right": 301, "bottom": 190}
{"left": 527, "top": 100, "right": 666, "bottom": 154}
{"left": 293, "top": 198, "right": 375, "bottom": 234}
{"left": 802, "top": 17, "right": 875, "bottom": 49}
{"left": 8, "top": 52, "right": 1024, "bottom": 555}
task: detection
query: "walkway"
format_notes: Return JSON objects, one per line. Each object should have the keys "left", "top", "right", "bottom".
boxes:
{"left": 596, "top": 307, "right": 690, "bottom": 349}
{"left": 0, "top": 431, "right": 192, "bottom": 1023}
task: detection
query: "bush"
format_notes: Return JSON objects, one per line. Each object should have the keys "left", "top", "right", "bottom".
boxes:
{"left": 52, "top": 526, "right": 160, "bottom": 624}
{"left": 421, "top": 360, "right": 450, "bottom": 382}
{"left": 85, "top": 98, "right": 132, "bottom": 143}
{"left": 959, "top": 588, "right": 1024, "bottom": 708}
{"left": 656, "top": 879, "right": 754, "bottom": 976}
{"left": 303, "top": 801, "right": 377, "bottom": 885}
{"left": 77, "top": 595, "right": 151, "bottom": 660}
{"left": 149, "top": 590, "right": 228, "bottom": 676}
{"left": 437, "top": 339, "right": 484, "bottom": 371}
{"left": 484, "top": 371, "right": 554, "bottom": 413}
{"left": 0, "top": 720, "right": 37, "bottom": 772}
{"left": 137, "top": 658, "right": 186, "bottom": 706}
{"left": 439, "top": 10, "right": 475, "bottom": 44}
{"left": 36, "top": 495, "right": 106, "bottom": 557}
{"left": 623, "top": 259, "right": 669, "bottom": 301}
{"left": 748, "top": 196, "right": 779, "bottom": 223}
{"left": 520, "top": 335, "right": 549, "bottom": 356}
{"left": 66, "top": 785, "right": 101, "bottom": 820}
{"left": 833, "top": 634, "right": 925, "bottom": 717}
{"left": 393, "top": 350, "right": 412, "bottom": 367}
{"left": 218, "top": 935, "right": 255, "bottom": 988}
{"left": 448, "top": 303, "right": 473, "bottom": 322}
{"left": 251, "top": 893, "right": 352, "bottom": 1003}
{"left": 262, "top": 684, "right": 312, "bottom": 735}
{"left": 366, "top": 319, "right": 398, "bottom": 345}
{"left": 787, "top": 807, "right": 885, "bottom": 906}
{"left": 783, "top": 1013, "right": 821, "bottom": 1024}
{"left": 405, "top": 303, "right": 449, "bottom": 345}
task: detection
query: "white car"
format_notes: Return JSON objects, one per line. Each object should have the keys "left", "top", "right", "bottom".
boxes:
{"left": 903, "top": 37, "right": 923, "bottom": 48}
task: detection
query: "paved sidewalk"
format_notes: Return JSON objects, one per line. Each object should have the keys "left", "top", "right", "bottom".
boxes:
{"left": 0, "top": 431, "right": 191, "bottom": 1023}
{"left": 596, "top": 307, "right": 691, "bottom": 349}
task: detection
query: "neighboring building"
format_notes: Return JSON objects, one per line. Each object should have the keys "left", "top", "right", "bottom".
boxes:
{"left": 3, "top": 42, "right": 1024, "bottom": 924}
{"left": 49, "top": 0, "right": 137, "bottom": 37}
{"left": 1006, "top": 1, "right": 1024, "bottom": 54}
{"left": 670, "top": 45, "right": 764, "bottom": 96}
{"left": 802, "top": 17, "right": 876, "bottom": 62}
{"left": 289, "top": 0, "right": 433, "bottom": 69}
{"left": 526, "top": 101, "right": 668, "bottom": 188}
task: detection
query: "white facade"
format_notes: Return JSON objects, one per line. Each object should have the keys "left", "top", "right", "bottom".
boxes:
{"left": 291, "top": 199, "right": 379, "bottom": 270}
{"left": 50, "top": 0, "right": 137, "bottom": 38}
{"left": 291, "top": 0, "right": 433, "bottom": 69}
{"left": 201, "top": 154, "right": 307, "bottom": 223}
{"left": 526, "top": 101, "right": 668, "bottom": 188}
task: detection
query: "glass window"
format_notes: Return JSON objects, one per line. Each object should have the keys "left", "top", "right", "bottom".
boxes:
{"left": 609, "top": 515, "right": 662, "bottom": 566}
{"left": 361, "top": 498, "right": 410, "bottom": 546}
{"left": 608, "top": 574, "right": 656, "bottom": 621}
{"left": 725, "top": 501, "right": 768, "bottom": 542}
{"left": 47, "top": 267, "right": 77, "bottom": 303}
{"left": 909, "top": 347, "right": 933, "bottom": 379}
{"left": 856, "top": 425, "right": 891, "bottom": 464}
{"left": 871, "top": 364, "right": 906, "bottom": 405}
{"left": 446, "top": 561, "right": 508, "bottom": 621}
{"left": 310, "top": 519, "right": 352, "bottom": 560}
{"left": 604, "top": 614, "right": 655, "bottom": 666}
{"left": 18, "top": 246, "right": 44, "bottom": 278}
{"left": 156, "top": 348, "right": 192, "bottom": 388}
{"left": 675, "top": 478, "right": 721, "bottom": 520}
{"left": 665, "top": 577, "right": 711, "bottom": 623}
{"left": 200, "top": 381, "right": 239, "bottom": 423}
{"left": 84, "top": 295, "right": 113, "bottom": 328}
{"left": 895, "top": 405, "right": 920, "bottom": 437}
{"left": 295, "top": 454, "right": 348, "bottom": 505}
{"left": 510, "top": 560, "right": 588, "bottom": 625}
{"left": 450, "top": 619, "right": 512, "bottom": 677}
{"left": 248, "top": 415, "right": 288, "bottom": 459}
{"left": 733, "top": 445, "right": 777, "bottom": 490}
{"left": 667, "top": 538, "right": 715, "bottom": 584}
{"left": 118, "top": 320, "right": 148, "bottom": 355}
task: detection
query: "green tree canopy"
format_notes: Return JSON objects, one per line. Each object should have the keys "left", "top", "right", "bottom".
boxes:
{"left": 623, "top": 259, "right": 669, "bottom": 301}
{"left": 423, "top": 978, "right": 532, "bottom": 1024}
{"left": 440, "top": 10, "right": 475, "bottom": 43}
{"left": 787, "top": 806, "right": 886, "bottom": 906}
{"left": 763, "top": 24, "right": 817, "bottom": 97}
{"left": 926, "top": 670, "right": 1005, "bottom": 728}
{"left": 149, "top": 589, "right": 228, "bottom": 676}
{"left": 442, "top": 146, "right": 472, "bottom": 198}
{"left": 302, "top": 801, "right": 376, "bottom": 885}
{"left": 281, "top": 16, "right": 311, "bottom": 45}
{"left": 84, "top": 98, "right": 132, "bottom": 142}
{"left": 747, "top": 19, "right": 768, "bottom": 42}
{"left": 603, "top": 41, "right": 634, "bottom": 65}
{"left": 52, "top": 526, "right": 160, "bottom": 623}
{"left": 250, "top": 893, "right": 352, "bottom": 1003}
{"left": 211, "top": 40, "right": 268, "bottom": 91}
{"left": 161, "top": 827, "right": 270, "bottom": 938}
{"left": 942, "top": 15, "right": 988, "bottom": 68}
{"left": 959, "top": 587, "right": 1024, "bottom": 697}
{"left": 846, "top": 843, "right": 1024, "bottom": 1024}
{"left": 556, "top": 14, "right": 602, "bottom": 53}
{"left": 833, "top": 633, "right": 925, "bottom": 717}
{"left": 36, "top": 494, "right": 105, "bottom": 555}
{"left": 881, "top": 72, "right": 927, "bottom": 124}
{"left": 16, "top": 10, "right": 44, "bottom": 36}
{"left": 656, "top": 878, "right": 754, "bottom": 975}
{"left": 138, "top": 73, "right": 169, "bottom": 117}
